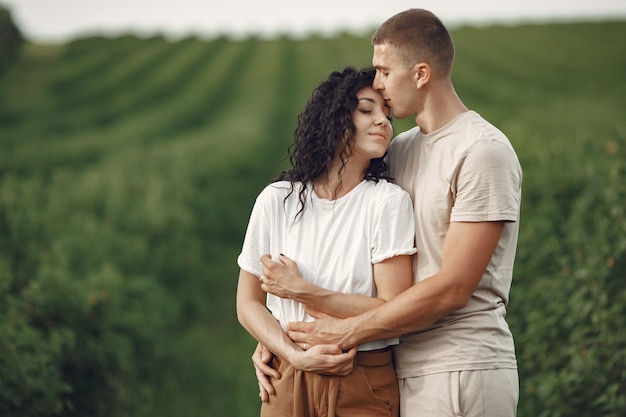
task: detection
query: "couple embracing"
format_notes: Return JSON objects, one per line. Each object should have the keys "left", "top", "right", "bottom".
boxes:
{"left": 237, "top": 8, "right": 522, "bottom": 417}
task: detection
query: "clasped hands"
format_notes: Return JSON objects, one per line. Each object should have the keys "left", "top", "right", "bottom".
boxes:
{"left": 254, "top": 254, "right": 356, "bottom": 401}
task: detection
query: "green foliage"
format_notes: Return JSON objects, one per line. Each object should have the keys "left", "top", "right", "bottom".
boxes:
{"left": 0, "top": 4, "right": 23, "bottom": 72}
{"left": 511, "top": 135, "right": 626, "bottom": 416}
{"left": 0, "top": 21, "right": 624, "bottom": 416}
{"left": 0, "top": 171, "right": 177, "bottom": 416}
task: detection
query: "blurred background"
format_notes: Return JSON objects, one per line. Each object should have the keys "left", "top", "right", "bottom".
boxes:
{"left": 4, "top": 0, "right": 626, "bottom": 41}
{"left": 0, "top": 1, "right": 625, "bottom": 416}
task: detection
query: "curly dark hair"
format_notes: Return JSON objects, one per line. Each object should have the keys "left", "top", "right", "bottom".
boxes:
{"left": 274, "top": 66, "right": 390, "bottom": 221}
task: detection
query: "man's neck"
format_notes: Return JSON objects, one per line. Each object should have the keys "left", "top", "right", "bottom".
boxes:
{"left": 415, "top": 83, "right": 468, "bottom": 134}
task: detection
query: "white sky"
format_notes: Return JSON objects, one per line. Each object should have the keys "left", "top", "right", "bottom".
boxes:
{"left": 3, "top": 0, "right": 626, "bottom": 42}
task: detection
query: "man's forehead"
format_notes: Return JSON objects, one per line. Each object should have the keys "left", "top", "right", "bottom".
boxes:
{"left": 373, "top": 43, "right": 391, "bottom": 55}
{"left": 373, "top": 43, "right": 397, "bottom": 66}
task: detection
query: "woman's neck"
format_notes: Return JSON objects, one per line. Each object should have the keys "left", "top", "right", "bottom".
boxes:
{"left": 313, "top": 159, "right": 366, "bottom": 201}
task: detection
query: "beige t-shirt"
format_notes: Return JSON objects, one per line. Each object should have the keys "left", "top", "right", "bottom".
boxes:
{"left": 387, "top": 111, "right": 522, "bottom": 378}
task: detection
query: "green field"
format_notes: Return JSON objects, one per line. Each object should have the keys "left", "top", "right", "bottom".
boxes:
{"left": 1, "top": 20, "right": 625, "bottom": 417}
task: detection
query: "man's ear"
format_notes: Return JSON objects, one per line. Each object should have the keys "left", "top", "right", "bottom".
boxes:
{"left": 412, "top": 62, "right": 431, "bottom": 89}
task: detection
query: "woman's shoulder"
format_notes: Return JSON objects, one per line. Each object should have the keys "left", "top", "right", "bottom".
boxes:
{"left": 367, "top": 179, "right": 410, "bottom": 200}
{"left": 360, "top": 180, "right": 413, "bottom": 218}
{"left": 257, "top": 180, "right": 298, "bottom": 197}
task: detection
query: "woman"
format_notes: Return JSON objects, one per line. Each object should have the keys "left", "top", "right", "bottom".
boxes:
{"left": 236, "top": 66, "right": 415, "bottom": 417}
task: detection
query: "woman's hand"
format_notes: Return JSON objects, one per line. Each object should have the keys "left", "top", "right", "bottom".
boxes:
{"left": 260, "top": 254, "right": 309, "bottom": 300}
{"left": 252, "top": 341, "right": 357, "bottom": 403}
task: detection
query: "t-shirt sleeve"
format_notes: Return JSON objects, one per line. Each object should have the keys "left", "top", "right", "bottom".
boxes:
{"left": 236, "top": 188, "right": 273, "bottom": 278}
{"left": 371, "top": 189, "right": 417, "bottom": 264}
{"left": 451, "top": 139, "right": 522, "bottom": 222}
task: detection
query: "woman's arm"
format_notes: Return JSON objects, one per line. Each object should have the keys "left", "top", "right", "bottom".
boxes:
{"left": 260, "top": 253, "right": 413, "bottom": 319}
{"left": 236, "top": 268, "right": 356, "bottom": 373}
{"left": 253, "top": 253, "right": 412, "bottom": 400}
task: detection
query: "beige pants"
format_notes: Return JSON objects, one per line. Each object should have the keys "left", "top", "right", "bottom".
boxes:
{"left": 399, "top": 369, "right": 518, "bottom": 417}
{"left": 261, "top": 347, "right": 399, "bottom": 417}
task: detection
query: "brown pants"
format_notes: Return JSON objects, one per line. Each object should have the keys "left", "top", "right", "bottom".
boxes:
{"left": 260, "top": 347, "right": 399, "bottom": 417}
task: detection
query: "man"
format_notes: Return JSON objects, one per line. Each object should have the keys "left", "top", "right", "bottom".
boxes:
{"left": 257, "top": 9, "right": 522, "bottom": 416}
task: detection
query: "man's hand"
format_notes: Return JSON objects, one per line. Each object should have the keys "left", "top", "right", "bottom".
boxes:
{"left": 290, "top": 344, "right": 357, "bottom": 376}
{"left": 252, "top": 343, "right": 279, "bottom": 402}
{"left": 287, "top": 308, "right": 356, "bottom": 350}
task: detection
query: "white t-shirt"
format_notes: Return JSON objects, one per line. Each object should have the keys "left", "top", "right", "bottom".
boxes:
{"left": 387, "top": 110, "right": 523, "bottom": 377}
{"left": 238, "top": 179, "right": 417, "bottom": 351}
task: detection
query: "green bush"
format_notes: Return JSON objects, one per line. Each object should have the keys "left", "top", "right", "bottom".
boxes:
{"left": 509, "top": 138, "right": 626, "bottom": 417}
{"left": 0, "top": 4, "right": 23, "bottom": 72}
{"left": 0, "top": 172, "right": 177, "bottom": 416}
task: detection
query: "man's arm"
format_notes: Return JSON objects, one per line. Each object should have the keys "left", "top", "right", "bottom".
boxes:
{"left": 287, "top": 221, "right": 504, "bottom": 349}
